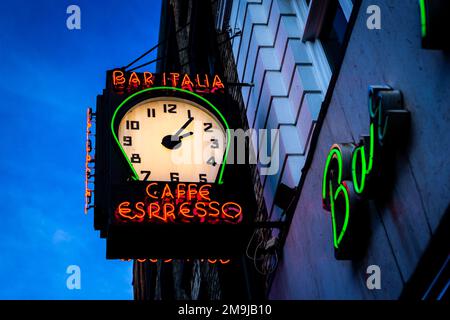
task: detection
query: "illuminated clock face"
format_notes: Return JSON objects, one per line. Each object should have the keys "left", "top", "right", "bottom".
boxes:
{"left": 117, "top": 97, "right": 227, "bottom": 183}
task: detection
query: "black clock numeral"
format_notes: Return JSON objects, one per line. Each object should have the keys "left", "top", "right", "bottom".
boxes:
{"left": 204, "top": 123, "right": 213, "bottom": 132}
{"left": 187, "top": 110, "right": 193, "bottom": 119}
{"left": 163, "top": 104, "right": 177, "bottom": 113}
{"left": 170, "top": 172, "right": 179, "bottom": 182}
{"left": 131, "top": 154, "right": 141, "bottom": 163}
{"left": 199, "top": 174, "right": 207, "bottom": 183}
{"left": 126, "top": 120, "right": 140, "bottom": 130}
{"left": 147, "top": 108, "right": 156, "bottom": 117}
{"left": 123, "top": 136, "right": 132, "bottom": 146}
{"left": 207, "top": 156, "right": 217, "bottom": 166}
{"left": 211, "top": 138, "right": 219, "bottom": 149}
{"left": 141, "top": 170, "right": 151, "bottom": 181}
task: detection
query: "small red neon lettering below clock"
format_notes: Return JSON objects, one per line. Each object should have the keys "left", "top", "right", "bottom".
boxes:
{"left": 117, "top": 97, "right": 227, "bottom": 183}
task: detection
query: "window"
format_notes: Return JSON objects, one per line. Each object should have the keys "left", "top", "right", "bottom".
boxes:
{"left": 215, "top": 0, "right": 233, "bottom": 32}
{"left": 302, "top": 0, "right": 354, "bottom": 72}
{"left": 319, "top": 1, "right": 348, "bottom": 72}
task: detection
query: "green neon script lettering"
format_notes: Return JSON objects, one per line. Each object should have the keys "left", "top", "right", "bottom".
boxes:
{"left": 323, "top": 147, "right": 350, "bottom": 249}
{"left": 419, "top": 0, "right": 427, "bottom": 38}
{"left": 351, "top": 122, "right": 376, "bottom": 195}
{"left": 322, "top": 148, "right": 343, "bottom": 203}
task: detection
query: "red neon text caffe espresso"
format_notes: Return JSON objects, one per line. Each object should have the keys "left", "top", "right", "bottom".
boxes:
{"left": 115, "top": 183, "right": 243, "bottom": 224}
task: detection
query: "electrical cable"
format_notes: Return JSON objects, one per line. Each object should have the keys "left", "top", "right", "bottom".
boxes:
{"left": 127, "top": 45, "right": 190, "bottom": 72}
{"left": 246, "top": 228, "right": 264, "bottom": 261}
{"left": 123, "top": 21, "right": 191, "bottom": 71}
{"left": 253, "top": 238, "right": 278, "bottom": 275}
{"left": 249, "top": 185, "right": 299, "bottom": 275}
{"left": 127, "top": 56, "right": 164, "bottom": 72}
{"left": 245, "top": 229, "right": 259, "bottom": 260}
{"left": 253, "top": 239, "right": 267, "bottom": 275}
{"left": 124, "top": 43, "right": 161, "bottom": 71}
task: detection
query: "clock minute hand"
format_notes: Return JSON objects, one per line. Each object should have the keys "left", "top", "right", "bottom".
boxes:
{"left": 172, "top": 117, "right": 194, "bottom": 139}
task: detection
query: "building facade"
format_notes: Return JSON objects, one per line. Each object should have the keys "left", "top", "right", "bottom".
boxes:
{"left": 224, "top": 0, "right": 449, "bottom": 299}
{"left": 133, "top": 0, "right": 450, "bottom": 300}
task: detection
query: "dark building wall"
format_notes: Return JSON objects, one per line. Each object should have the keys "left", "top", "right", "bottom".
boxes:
{"left": 269, "top": 0, "right": 450, "bottom": 299}
{"left": 134, "top": 0, "right": 449, "bottom": 300}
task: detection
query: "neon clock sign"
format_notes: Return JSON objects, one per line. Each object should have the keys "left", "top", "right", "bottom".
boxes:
{"left": 94, "top": 69, "right": 258, "bottom": 259}
{"left": 322, "top": 85, "right": 410, "bottom": 259}
{"left": 109, "top": 86, "right": 241, "bottom": 225}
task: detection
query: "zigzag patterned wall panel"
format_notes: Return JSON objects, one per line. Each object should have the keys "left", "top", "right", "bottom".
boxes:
{"left": 229, "top": 0, "right": 326, "bottom": 218}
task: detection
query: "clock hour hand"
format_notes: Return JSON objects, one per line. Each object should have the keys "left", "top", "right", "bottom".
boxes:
{"left": 161, "top": 131, "right": 194, "bottom": 150}
{"left": 178, "top": 131, "right": 193, "bottom": 139}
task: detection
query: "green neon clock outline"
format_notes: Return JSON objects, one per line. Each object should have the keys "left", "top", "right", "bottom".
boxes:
{"left": 110, "top": 86, "right": 231, "bottom": 184}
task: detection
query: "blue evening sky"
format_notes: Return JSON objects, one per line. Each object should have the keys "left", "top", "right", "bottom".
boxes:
{"left": 0, "top": 0, "right": 161, "bottom": 299}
